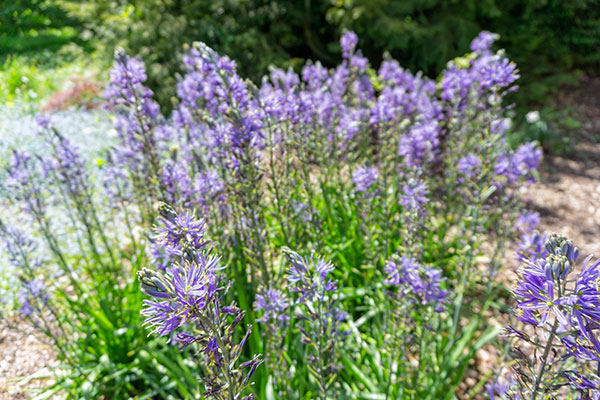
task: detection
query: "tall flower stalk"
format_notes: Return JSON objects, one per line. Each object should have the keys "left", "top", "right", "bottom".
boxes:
{"left": 283, "top": 248, "right": 347, "bottom": 399}
{"left": 501, "top": 234, "right": 600, "bottom": 399}
{"left": 138, "top": 203, "right": 262, "bottom": 399}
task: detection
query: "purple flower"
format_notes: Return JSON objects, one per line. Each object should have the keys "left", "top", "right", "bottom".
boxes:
{"left": 175, "top": 42, "right": 264, "bottom": 168}
{"left": 315, "top": 258, "right": 335, "bottom": 281}
{"left": 486, "top": 375, "right": 513, "bottom": 400}
{"left": 0, "top": 221, "right": 42, "bottom": 271}
{"left": 517, "top": 231, "right": 547, "bottom": 263}
{"left": 105, "top": 50, "right": 159, "bottom": 116}
{"left": 0, "top": 218, "right": 49, "bottom": 320}
{"left": 154, "top": 204, "right": 207, "bottom": 258}
{"left": 567, "top": 255, "right": 600, "bottom": 342}
{"left": 561, "top": 337, "right": 600, "bottom": 362}
{"left": 254, "top": 289, "right": 289, "bottom": 326}
{"left": 457, "top": 153, "right": 480, "bottom": 178}
{"left": 35, "top": 118, "right": 91, "bottom": 203}
{"left": 470, "top": 31, "right": 498, "bottom": 55}
{"left": 285, "top": 248, "right": 338, "bottom": 303}
{"left": 352, "top": 166, "right": 379, "bottom": 193}
{"left": 35, "top": 114, "right": 51, "bottom": 129}
{"left": 340, "top": 30, "right": 358, "bottom": 58}
{"left": 440, "top": 66, "right": 474, "bottom": 102}
{"left": 140, "top": 253, "right": 220, "bottom": 337}
{"left": 511, "top": 143, "right": 542, "bottom": 178}
{"left": 18, "top": 279, "right": 49, "bottom": 317}
{"left": 398, "top": 121, "right": 439, "bottom": 167}
{"left": 480, "top": 57, "right": 520, "bottom": 90}
{"left": 494, "top": 143, "right": 542, "bottom": 185}
{"left": 193, "top": 169, "right": 225, "bottom": 210}
{"left": 513, "top": 234, "right": 586, "bottom": 331}
{"left": 139, "top": 204, "right": 262, "bottom": 398}
{"left": 514, "top": 270, "right": 569, "bottom": 327}
{"left": 282, "top": 248, "right": 346, "bottom": 395}
{"left": 400, "top": 179, "right": 429, "bottom": 213}
{"left": 517, "top": 211, "right": 540, "bottom": 233}
{"left": 104, "top": 50, "right": 166, "bottom": 202}
{"left": 561, "top": 371, "right": 599, "bottom": 391}
{"left": 384, "top": 255, "right": 447, "bottom": 311}
{"left": 349, "top": 52, "right": 368, "bottom": 71}
{"left": 3, "top": 150, "right": 49, "bottom": 217}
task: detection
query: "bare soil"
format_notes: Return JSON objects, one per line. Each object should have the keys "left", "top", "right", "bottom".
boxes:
{"left": 0, "top": 319, "right": 57, "bottom": 400}
{"left": 525, "top": 75, "right": 600, "bottom": 257}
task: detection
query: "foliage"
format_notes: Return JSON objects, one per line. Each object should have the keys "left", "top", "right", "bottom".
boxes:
{"left": 57, "top": 0, "right": 600, "bottom": 116}
{"left": 0, "top": 53, "right": 104, "bottom": 107}
{"left": 3, "top": 30, "right": 585, "bottom": 400}
{"left": 329, "top": 0, "right": 600, "bottom": 104}
{"left": 65, "top": 0, "right": 337, "bottom": 109}
{"left": 0, "top": 124, "right": 204, "bottom": 398}
{"left": 0, "top": 1, "right": 101, "bottom": 108}
{"left": 509, "top": 108, "right": 581, "bottom": 155}
{"left": 0, "top": 0, "right": 82, "bottom": 55}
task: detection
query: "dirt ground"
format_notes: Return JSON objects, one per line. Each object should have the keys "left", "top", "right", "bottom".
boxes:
{"left": 525, "top": 75, "right": 600, "bottom": 257}
{"left": 0, "top": 319, "right": 56, "bottom": 399}
{"left": 1, "top": 78, "right": 599, "bottom": 399}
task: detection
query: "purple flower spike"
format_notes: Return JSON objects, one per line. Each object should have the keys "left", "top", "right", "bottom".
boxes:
{"left": 282, "top": 248, "right": 346, "bottom": 396}
{"left": 384, "top": 255, "right": 447, "bottom": 311}
{"left": 254, "top": 288, "right": 289, "bottom": 326}
{"left": 457, "top": 153, "right": 481, "bottom": 179}
{"left": 352, "top": 166, "right": 379, "bottom": 193}
{"left": 470, "top": 31, "right": 499, "bottom": 55}
{"left": 508, "top": 234, "right": 600, "bottom": 398}
{"left": 340, "top": 30, "right": 358, "bottom": 58}
{"left": 139, "top": 204, "right": 261, "bottom": 398}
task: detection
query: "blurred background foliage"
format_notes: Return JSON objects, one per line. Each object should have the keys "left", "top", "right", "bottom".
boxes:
{"left": 2, "top": 0, "right": 600, "bottom": 115}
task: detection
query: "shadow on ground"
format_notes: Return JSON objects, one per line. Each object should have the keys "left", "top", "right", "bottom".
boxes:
{"left": 525, "top": 76, "right": 600, "bottom": 256}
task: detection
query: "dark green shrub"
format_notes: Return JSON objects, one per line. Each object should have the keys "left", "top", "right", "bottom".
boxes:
{"left": 0, "top": 0, "right": 82, "bottom": 55}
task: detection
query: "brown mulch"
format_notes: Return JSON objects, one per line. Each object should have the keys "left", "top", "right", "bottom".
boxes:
{"left": 0, "top": 319, "right": 57, "bottom": 400}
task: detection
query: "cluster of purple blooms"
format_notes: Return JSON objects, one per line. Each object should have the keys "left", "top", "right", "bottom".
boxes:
{"left": 352, "top": 166, "right": 379, "bottom": 194}
{"left": 138, "top": 203, "right": 261, "bottom": 399}
{"left": 440, "top": 30, "right": 518, "bottom": 108}
{"left": 457, "top": 153, "right": 481, "bottom": 180}
{"left": 104, "top": 50, "right": 166, "bottom": 203}
{"left": 384, "top": 255, "right": 447, "bottom": 312}
{"left": 253, "top": 288, "right": 288, "bottom": 327}
{"left": 271, "top": 248, "right": 347, "bottom": 397}
{"left": 503, "top": 234, "right": 600, "bottom": 399}
{"left": 0, "top": 222, "right": 49, "bottom": 317}
{"left": 0, "top": 28, "right": 552, "bottom": 399}
{"left": 3, "top": 150, "right": 47, "bottom": 217}
{"left": 400, "top": 179, "right": 429, "bottom": 213}
{"left": 516, "top": 211, "right": 548, "bottom": 263}
{"left": 494, "top": 143, "right": 542, "bottom": 186}
{"left": 247, "top": 248, "right": 350, "bottom": 397}
{"left": 95, "top": 30, "right": 542, "bottom": 268}
{"left": 35, "top": 117, "right": 91, "bottom": 200}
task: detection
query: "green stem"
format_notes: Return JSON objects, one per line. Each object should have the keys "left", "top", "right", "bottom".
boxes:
{"left": 316, "top": 299, "right": 328, "bottom": 400}
{"left": 530, "top": 318, "right": 559, "bottom": 400}
{"left": 451, "top": 203, "right": 481, "bottom": 336}
{"left": 411, "top": 324, "right": 426, "bottom": 400}
{"left": 196, "top": 312, "right": 237, "bottom": 400}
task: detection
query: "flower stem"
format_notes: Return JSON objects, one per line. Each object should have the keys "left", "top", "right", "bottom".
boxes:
{"left": 530, "top": 318, "right": 559, "bottom": 400}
